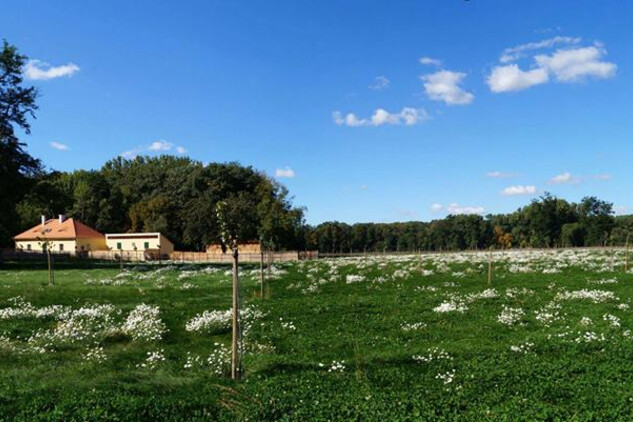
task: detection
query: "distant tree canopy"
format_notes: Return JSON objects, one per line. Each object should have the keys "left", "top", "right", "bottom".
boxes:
{"left": 307, "top": 194, "right": 629, "bottom": 253}
{"left": 12, "top": 156, "right": 307, "bottom": 251}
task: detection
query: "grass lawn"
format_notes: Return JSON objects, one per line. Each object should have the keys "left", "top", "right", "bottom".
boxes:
{"left": 0, "top": 249, "right": 632, "bottom": 421}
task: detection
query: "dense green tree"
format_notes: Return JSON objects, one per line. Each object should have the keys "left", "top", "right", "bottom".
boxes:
{"left": 561, "top": 223, "right": 586, "bottom": 247}
{"left": 0, "top": 40, "right": 42, "bottom": 246}
{"left": 578, "top": 196, "right": 614, "bottom": 246}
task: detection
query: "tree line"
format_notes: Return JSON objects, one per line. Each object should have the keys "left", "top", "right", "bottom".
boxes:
{"left": 308, "top": 195, "right": 632, "bottom": 253}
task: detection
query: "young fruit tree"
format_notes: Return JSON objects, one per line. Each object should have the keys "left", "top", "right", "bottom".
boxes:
{"left": 37, "top": 237, "right": 55, "bottom": 286}
{"left": 216, "top": 194, "right": 257, "bottom": 380}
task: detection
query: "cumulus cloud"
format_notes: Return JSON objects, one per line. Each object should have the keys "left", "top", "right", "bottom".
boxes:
{"left": 120, "top": 139, "right": 187, "bottom": 159}
{"left": 275, "top": 167, "right": 296, "bottom": 178}
{"left": 500, "top": 36, "right": 581, "bottom": 63}
{"left": 419, "top": 57, "right": 443, "bottom": 67}
{"left": 534, "top": 46, "right": 616, "bottom": 82}
{"left": 446, "top": 203, "right": 485, "bottom": 215}
{"left": 49, "top": 141, "right": 70, "bottom": 151}
{"left": 488, "top": 38, "right": 617, "bottom": 93}
{"left": 333, "top": 107, "right": 429, "bottom": 127}
{"left": 148, "top": 140, "right": 173, "bottom": 151}
{"left": 421, "top": 70, "right": 474, "bottom": 105}
{"left": 24, "top": 60, "right": 80, "bottom": 80}
{"left": 548, "top": 172, "right": 580, "bottom": 185}
{"left": 369, "top": 76, "right": 390, "bottom": 90}
{"left": 486, "top": 171, "right": 518, "bottom": 179}
{"left": 120, "top": 148, "right": 142, "bottom": 159}
{"left": 431, "top": 203, "right": 485, "bottom": 215}
{"left": 487, "top": 65, "right": 549, "bottom": 93}
{"left": 501, "top": 185, "right": 537, "bottom": 196}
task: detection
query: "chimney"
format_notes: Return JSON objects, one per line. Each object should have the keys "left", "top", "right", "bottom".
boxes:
{"left": 59, "top": 214, "right": 66, "bottom": 223}
{"left": 41, "top": 215, "right": 46, "bottom": 227}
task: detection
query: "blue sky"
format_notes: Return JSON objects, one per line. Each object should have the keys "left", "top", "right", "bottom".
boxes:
{"left": 4, "top": 1, "right": 632, "bottom": 224}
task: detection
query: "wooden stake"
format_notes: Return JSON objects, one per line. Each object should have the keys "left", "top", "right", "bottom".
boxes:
{"left": 47, "top": 248, "right": 55, "bottom": 286}
{"left": 231, "top": 248, "right": 240, "bottom": 380}
{"left": 260, "top": 249, "right": 264, "bottom": 299}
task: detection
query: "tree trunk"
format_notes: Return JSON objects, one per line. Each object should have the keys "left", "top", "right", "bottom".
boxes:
{"left": 260, "top": 249, "right": 264, "bottom": 299}
{"left": 231, "top": 249, "right": 240, "bottom": 380}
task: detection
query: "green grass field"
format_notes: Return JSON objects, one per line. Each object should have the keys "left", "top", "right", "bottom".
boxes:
{"left": 1, "top": 249, "right": 632, "bottom": 421}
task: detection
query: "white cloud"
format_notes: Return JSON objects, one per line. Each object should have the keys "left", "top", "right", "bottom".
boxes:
{"left": 501, "top": 185, "right": 537, "bottom": 196}
{"left": 488, "top": 39, "right": 617, "bottom": 93}
{"left": 548, "top": 171, "right": 580, "bottom": 185}
{"left": 369, "top": 76, "right": 390, "bottom": 90}
{"left": 446, "top": 203, "right": 485, "bottom": 215}
{"left": 486, "top": 64, "right": 549, "bottom": 93}
{"left": 592, "top": 173, "right": 612, "bottom": 180}
{"left": 486, "top": 171, "right": 518, "bottom": 178}
{"left": 534, "top": 46, "right": 616, "bottom": 82}
{"left": 24, "top": 60, "right": 80, "bottom": 80}
{"left": 421, "top": 70, "right": 474, "bottom": 105}
{"left": 500, "top": 36, "right": 581, "bottom": 63}
{"left": 419, "top": 57, "right": 443, "bottom": 67}
{"left": 430, "top": 203, "right": 444, "bottom": 213}
{"left": 430, "top": 203, "right": 484, "bottom": 215}
{"left": 275, "top": 167, "right": 296, "bottom": 178}
{"left": 148, "top": 140, "right": 173, "bottom": 151}
{"left": 49, "top": 141, "right": 70, "bottom": 151}
{"left": 120, "top": 139, "right": 187, "bottom": 158}
{"left": 333, "top": 107, "right": 429, "bottom": 127}
{"left": 121, "top": 148, "right": 142, "bottom": 159}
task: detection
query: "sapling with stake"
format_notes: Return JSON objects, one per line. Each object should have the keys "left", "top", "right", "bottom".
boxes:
{"left": 216, "top": 195, "right": 257, "bottom": 380}
{"left": 37, "top": 237, "right": 55, "bottom": 286}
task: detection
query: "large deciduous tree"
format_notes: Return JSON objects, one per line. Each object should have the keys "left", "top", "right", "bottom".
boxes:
{"left": 0, "top": 40, "right": 41, "bottom": 246}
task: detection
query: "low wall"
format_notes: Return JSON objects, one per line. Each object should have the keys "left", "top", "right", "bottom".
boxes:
{"left": 87, "top": 250, "right": 164, "bottom": 262}
{"left": 169, "top": 251, "right": 318, "bottom": 263}
{"left": 0, "top": 249, "right": 318, "bottom": 263}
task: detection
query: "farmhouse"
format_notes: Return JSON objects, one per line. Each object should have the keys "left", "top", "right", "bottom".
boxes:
{"left": 105, "top": 233, "right": 174, "bottom": 255}
{"left": 206, "top": 240, "right": 261, "bottom": 254}
{"left": 13, "top": 215, "right": 107, "bottom": 254}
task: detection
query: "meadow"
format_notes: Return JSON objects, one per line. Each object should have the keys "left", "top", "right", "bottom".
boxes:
{"left": 1, "top": 249, "right": 633, "bottom": 421}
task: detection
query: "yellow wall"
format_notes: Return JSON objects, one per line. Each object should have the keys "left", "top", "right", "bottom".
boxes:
{"left": 15, "top": 238, "right": 107, "bottom": 254}
{"left": 77, "top": 237, "right": 107, "bottom": 252}
{"left": 106, "top": 234, "right": 173, "bottom": 254}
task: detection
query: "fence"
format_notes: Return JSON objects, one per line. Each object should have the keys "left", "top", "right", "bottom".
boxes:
{"left": 0, "top": 249, "right": 318, "bottom": 263}
{"left": 168, "top": 251, "right": 318, "bottom": 263}
{"left": 0, "top": 250, "right": 73, "bottom": 261}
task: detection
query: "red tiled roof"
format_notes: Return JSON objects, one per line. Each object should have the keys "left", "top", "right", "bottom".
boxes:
{"left": 13, "top": 218, "right": 105, "bottom": 241}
